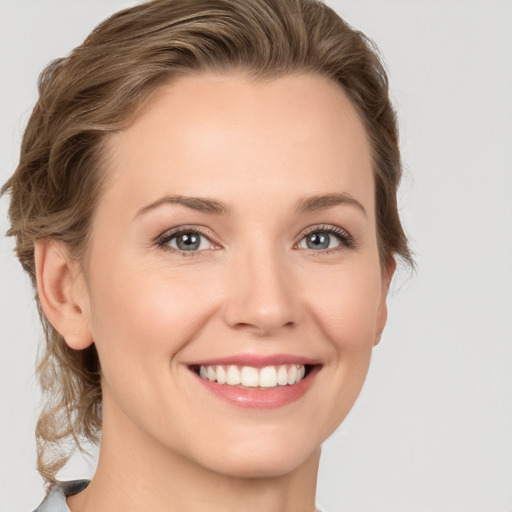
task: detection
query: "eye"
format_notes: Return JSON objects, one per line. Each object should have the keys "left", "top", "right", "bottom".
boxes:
{"left": 157, "top": 227, "right": 217, "bottom": 254}
{"left": 297, "top": 225, "right": 354, "bottom": 252}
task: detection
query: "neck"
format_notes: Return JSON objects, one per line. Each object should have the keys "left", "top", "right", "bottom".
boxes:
{"left": 68, "top": 393, "right": 320, "bottom": 512}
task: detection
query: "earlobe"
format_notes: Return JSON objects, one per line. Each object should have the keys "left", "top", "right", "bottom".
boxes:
{"left": 34, "top": 239, "right": 93, "bottom": 350}
{"left": 374, "top": 257, "right": 396, "bottom": 346}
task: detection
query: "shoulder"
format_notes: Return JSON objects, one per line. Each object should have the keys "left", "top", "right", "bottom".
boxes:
{"left": 33, "top": 480, "right": 89, "bottom": 512}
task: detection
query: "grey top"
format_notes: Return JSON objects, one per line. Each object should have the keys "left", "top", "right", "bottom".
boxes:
{"left": 33, "top": 480, "right": 326, "bottom": 511}
{"left": 33, "top": 480, "right": 89, "bottom": 512}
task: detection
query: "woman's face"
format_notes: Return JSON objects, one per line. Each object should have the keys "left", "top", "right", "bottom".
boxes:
{"left": 79, "top": 72, "right": 392, "bottom": 477}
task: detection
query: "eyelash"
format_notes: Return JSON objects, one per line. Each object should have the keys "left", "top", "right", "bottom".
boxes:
{"left": 155, "top": 224, "right": 355, "bottom": 257}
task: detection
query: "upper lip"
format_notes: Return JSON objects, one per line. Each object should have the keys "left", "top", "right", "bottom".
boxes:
{"left": 186, "top": 353, "right": 321, "bottom": 368}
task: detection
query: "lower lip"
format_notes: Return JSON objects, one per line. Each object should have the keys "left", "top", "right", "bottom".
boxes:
{"left": 191, "top": 367, "right": 319, "bottom": 410}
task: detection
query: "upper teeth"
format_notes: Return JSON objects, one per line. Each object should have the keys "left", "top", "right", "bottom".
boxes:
{"left": 199, "top": 364, "right": 306, "bottom": 388}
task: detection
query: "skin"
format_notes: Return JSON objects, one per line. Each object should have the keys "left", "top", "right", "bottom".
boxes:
{"left": 35, "top": 72, "right": 394, "bottom": 512}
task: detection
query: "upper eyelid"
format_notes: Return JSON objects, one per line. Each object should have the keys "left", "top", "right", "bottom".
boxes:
{"left": 297, "top": 224, "right": 353, "bottom": 241}
{"left": 299, "top": 223, "right": 350, "bottom": 235}
{"left": 156, "top": 225, "right": 218, "bottom": 244}
{"left": 156, "top": 223, "right": 350, "bottom": 239}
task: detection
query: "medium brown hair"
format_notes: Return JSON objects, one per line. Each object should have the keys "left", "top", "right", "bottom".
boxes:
{"left": 2, "top": 0, "right": 412, "bottom": 484}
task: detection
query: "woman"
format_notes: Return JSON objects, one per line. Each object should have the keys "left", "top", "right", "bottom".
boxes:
{"left": 2, "top": 0, "right": 412, "bottom": 510}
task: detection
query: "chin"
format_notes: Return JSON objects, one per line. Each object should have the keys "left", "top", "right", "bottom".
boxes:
{"left": 206, "top": 452, "right": 316, "bottom": 480}
{"left": 191, "top": 429, "right": 322, "bottom": 479}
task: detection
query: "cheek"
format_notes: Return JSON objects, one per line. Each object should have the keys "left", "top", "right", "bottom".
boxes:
{"left": 302, "top": 260, "right": 383, "bottom": 351}
{"left": 301, "top": 261, "right": 383, "bottom": 429}
{"left": 84, "top": 258, "right": 225, "bottom": 428}
{"left": 87, "top": 258, "right": 221, "bottom": 361}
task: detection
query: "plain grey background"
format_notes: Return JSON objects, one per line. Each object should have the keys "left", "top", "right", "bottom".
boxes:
{"left": 1, "top": 1, "right": 511, "bottom": 511}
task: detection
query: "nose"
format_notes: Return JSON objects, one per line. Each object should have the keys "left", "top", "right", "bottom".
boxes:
{"left": 222, "top": 245, "right": 301, "bottom": 336}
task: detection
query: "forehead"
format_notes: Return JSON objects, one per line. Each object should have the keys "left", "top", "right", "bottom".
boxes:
{"left": 100, "top": 72, "right": 374, "bottom": 218}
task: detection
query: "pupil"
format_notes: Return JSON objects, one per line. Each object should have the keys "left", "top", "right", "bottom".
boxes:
{"left": 307, "top": 233, "right": 329, "bottom": 250}
{"left": 177, "top": 233, "right": 200, "bottom": 251}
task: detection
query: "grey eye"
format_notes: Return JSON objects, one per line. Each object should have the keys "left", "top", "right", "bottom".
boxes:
{"left": 298, "top": 231, "right": 342, "bottom": 251}
{"left": 167, "top": 232, "right": 210, "bottom": 251}
{"left": 307, "top": 233, "right": 329, "bottom": 250}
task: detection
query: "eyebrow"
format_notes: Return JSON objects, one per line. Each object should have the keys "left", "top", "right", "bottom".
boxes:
{"left": 135, "top": 195, "right": 230, "bottom": 218}
{"left": 135, "top": 192, "right": 366, "bottom": 218}
{"left": 295, "top": 193, "right": 367, "bottom": 217}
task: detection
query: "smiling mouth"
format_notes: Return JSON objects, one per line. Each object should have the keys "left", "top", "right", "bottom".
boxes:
{"left": 189, "top": 364, "right": 316, "bottom": 389}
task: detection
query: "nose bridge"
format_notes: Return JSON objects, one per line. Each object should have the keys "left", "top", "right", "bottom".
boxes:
{"left": 223, "top": 237, "right": 299, "bottom": 335}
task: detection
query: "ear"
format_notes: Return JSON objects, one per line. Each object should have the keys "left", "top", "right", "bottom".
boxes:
{"left": 34, "top": 239, "right": 93, "bottom": 350}
{"left": 374, "top": 256, "right": 396, "bottom": 346}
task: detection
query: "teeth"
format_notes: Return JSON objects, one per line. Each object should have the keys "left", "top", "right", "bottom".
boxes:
{"left": 226, "top": 365, "right": 241, "bottom": 385}
{"left": 207, "top": 366, "right": 216, "bottom": 381}
{"left": 277, "top": 365, "right": 288, "bottom": 386}
{"left": 259, "top": 366, "right": 277, "bottom": 388}
{"left": 287, "top": 364, "right": 297, "bottom": 385}
{"left": 198, "top": 364, "right": 307, "bottom": 388}
{"left": 241, "top": 366, "right": 259, "bottom": 387}
{"left": 216, "top": 365, "right": 227, "bottom": 384}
